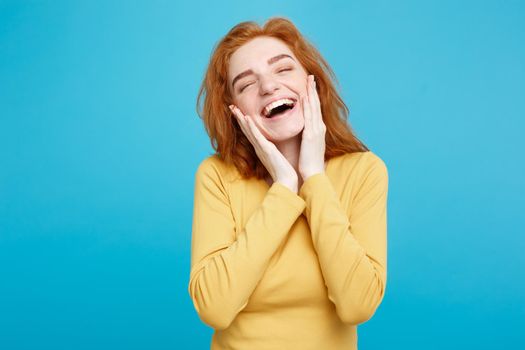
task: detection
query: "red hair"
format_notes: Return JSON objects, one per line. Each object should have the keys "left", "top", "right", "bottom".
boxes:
{"left": 196, "top": 17, "right": 369, "bottom": 179}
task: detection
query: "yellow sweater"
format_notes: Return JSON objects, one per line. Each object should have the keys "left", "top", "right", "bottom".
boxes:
{"left": 188, "top": 150, "right": 389, "bottom": 349}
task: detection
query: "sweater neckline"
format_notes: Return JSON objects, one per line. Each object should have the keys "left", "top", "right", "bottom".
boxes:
{"left": 260, "top": 159, "right": 331, "bottom": 189}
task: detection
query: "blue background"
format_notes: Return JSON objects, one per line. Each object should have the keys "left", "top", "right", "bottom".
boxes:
{"left": 1, "top": 0, "right": 524, "bottom": 349}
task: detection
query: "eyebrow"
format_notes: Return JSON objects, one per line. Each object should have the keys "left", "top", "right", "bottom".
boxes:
{"left": 231, "top": 54, "right": 295, "bottom": 90}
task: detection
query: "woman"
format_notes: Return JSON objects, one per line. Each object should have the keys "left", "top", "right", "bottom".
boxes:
{"left": 189, "top": 17, "right": 389, "bottom": 350}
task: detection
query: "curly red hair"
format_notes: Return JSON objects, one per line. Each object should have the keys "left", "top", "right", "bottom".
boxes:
{"left": 196, "top": 17, "right": 369, "bottom": 179}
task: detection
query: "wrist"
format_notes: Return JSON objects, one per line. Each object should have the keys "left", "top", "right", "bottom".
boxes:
{"left": 276, "top": 177, "right": 298, "bottom": 194}
{"left": 300, "top": 170, "right": 324, "bottom": 181}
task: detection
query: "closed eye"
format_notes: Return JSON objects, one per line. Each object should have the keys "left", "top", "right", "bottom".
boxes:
{"left": 239, "top": 67, "right": 292, "bottom": 92}
{"left": 240, "top": 82, "right": 255, "bottom": 92}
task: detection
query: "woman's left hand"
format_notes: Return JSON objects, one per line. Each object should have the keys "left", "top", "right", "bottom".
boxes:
{"left": 298, "top": 75, "right": 326, "bottom": 181}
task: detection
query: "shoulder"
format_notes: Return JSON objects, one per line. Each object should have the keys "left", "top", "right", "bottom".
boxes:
{"left": 194, "top": 154, "right": 242, "bottom": 185}
{"left": 330, "top": 151, "right": 388, "bottom": 177}
{"left": 361, "top": 151, "right": 388, "bottom": 176}
{"left": 329, "top": 151, "right": 389, "bottom": 198}
{"left": 352, "top": 151, "right": 389, "bottom": 194}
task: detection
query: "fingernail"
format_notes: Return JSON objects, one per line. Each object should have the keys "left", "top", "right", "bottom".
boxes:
{"left": 228, "top": 105, "right": 233, "bottom": 111}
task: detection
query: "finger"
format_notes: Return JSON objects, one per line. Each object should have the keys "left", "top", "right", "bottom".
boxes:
{"left": 302, "top": 92, "right": 312, "bottom": 136}
{"left": 248, "top": 116, "right": 267, "bottom": 140}
{"left": 301, "top": 95, "right": 312, "bottom": 133}
{"left": 308, "top": 75, "right": 321, "bottom": 132}
{"left": 229, "top": 104, "right": 243, "bottom": 123}
{"left": 314, "top": 83, "right": 325, "bottom": 132}
{"left": 243, "top": 117, "right": 274, "bottom": 166}
{"left": 230, "top": 105, "right": 249, "bottom": 135}
{"left": 230, "top": 105, "right": 268, "bottom": 155}
{"left": 245, "top": 114, "right": 270, "bottom": 151}
{"left": 230, "top": 105, "right": 258, "bottom": 146}
{"left": 312, "top": 76, "right": 322, "bottom": 122}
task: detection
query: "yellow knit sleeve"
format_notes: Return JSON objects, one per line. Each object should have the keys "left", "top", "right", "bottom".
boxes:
{"left": 298, "top": 152, "right": 389, "bottom": 325}
{"left": 188, "top": 158, "right": 306, "bottom": 330}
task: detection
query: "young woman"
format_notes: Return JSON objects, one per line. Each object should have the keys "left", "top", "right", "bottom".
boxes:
{"left": 189, "top": 17, "right": 389, "bottom": 350}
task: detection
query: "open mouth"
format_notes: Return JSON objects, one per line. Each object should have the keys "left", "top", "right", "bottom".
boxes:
{"left": 261, "top": 98, "right": 297, "bottom": 120}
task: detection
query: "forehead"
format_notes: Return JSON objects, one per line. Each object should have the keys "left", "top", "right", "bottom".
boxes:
{"left": 228, "top": 36, "right": 295, "bottom": 79}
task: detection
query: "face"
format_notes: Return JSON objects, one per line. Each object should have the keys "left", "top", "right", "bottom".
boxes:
{"left": 228, "top": 36, "right": 309, "bottom": 143}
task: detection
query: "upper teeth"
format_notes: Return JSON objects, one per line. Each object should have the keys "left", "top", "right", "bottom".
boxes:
{"left": 263, "top": 98, "right": 295, "bottom": 117}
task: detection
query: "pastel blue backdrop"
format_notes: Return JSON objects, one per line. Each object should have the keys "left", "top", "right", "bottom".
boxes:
{"left": 1, "top": 0, "right": 524, "bottom": 349}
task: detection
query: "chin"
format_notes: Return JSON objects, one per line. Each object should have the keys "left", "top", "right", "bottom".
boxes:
{"left": 257, "top": 106, "right": 305, "bottom": 143}
{"left": 265, "top": 122, "right": 304, "bottom": 143}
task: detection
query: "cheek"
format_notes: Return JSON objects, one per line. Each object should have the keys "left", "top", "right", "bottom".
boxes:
{"left": 232, "top": 98, "right": 248, "bottom": 115}
{"left": 288, "top": 74, "right": 308, "bottom": 96}
{"left": 234, "top": 95, "right": 257, "bottom": 115}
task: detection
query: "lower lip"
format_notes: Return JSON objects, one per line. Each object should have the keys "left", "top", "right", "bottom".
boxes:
{"left": 264, "top": 102, "right": 298, "bottom": 122}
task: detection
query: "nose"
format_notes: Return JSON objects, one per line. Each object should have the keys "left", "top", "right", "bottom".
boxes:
{"left": 258, "top": 74, "right": 280, "bottom": 95}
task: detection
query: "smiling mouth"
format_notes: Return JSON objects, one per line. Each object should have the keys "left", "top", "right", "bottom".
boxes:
{"left": 261, "top": 99, "right": 297, "bottom": 119}
{"left": 263, "top": 101, "right": 297, "bottom": 121}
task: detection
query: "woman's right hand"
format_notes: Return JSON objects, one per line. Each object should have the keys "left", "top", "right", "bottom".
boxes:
{"left": 229, "top": 104, "right": 298, "bottom": 193}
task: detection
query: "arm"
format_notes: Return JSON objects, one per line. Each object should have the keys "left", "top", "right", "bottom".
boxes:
{"left": 188, "top": 158, "right": 306, "bottom": 330}
{"left": 299, "top": 153, "right": 389, "bottom": 325}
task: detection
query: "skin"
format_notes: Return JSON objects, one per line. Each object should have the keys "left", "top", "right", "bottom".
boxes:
{"left": 228, "top": 36, "right": 326, "bottom": 193}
